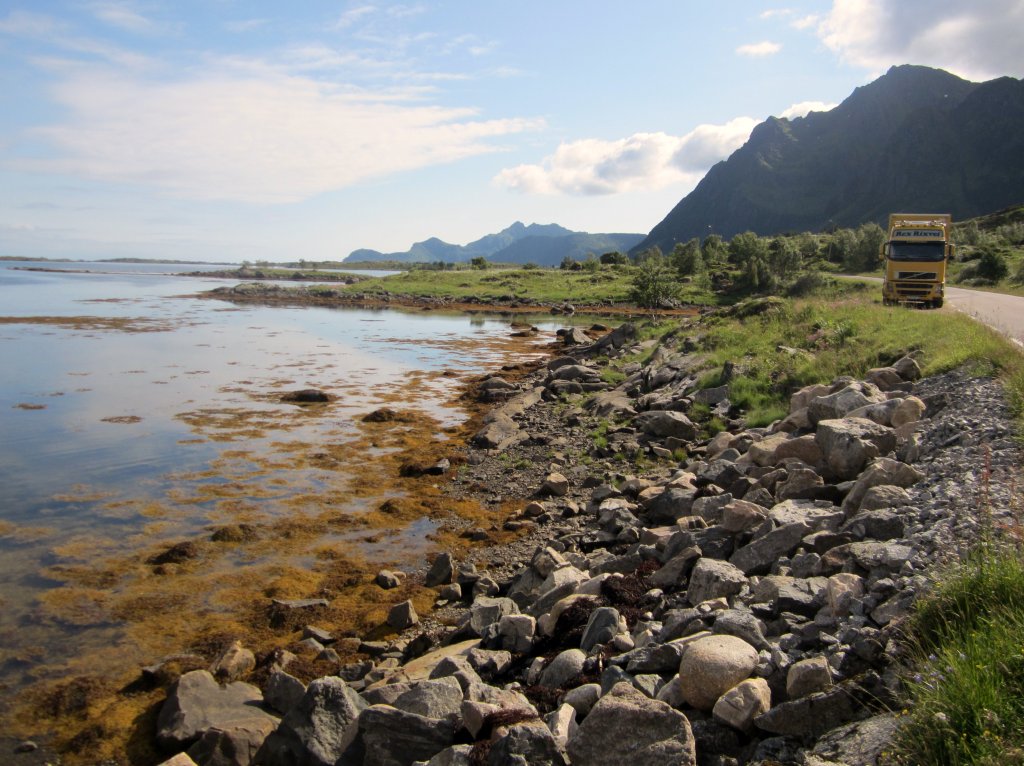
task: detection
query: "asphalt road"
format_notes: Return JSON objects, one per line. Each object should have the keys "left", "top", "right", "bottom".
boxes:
{"left": 944, "top": 285, "right": 1024, "bottom": 349}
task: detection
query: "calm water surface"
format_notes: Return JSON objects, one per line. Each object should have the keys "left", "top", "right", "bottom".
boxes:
{"left": 0, "top": 261, "right": 566, "bottom": 692}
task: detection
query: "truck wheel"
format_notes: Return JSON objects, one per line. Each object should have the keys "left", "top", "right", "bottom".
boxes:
{"left": 933, "top": 298, "right": 944, "bottom": 309}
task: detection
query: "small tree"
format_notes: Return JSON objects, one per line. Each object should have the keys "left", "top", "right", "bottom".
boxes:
{"left": 630, "top": 248, "right": 680, "bottom": 308}
{"left": 846, "top": 223, "right": 885, "bottom": 272}
{"left": 600, "top": 251, "right": 629, "bottom": 266}
{"left": 768, "top": 237, "right": 800, "bottom": 282}
{"left": 702, "top": 234, "right": 727, "bottom": 269}
{"left": 727, "top": 231, "right": 769, "bottom": 269}
{"left": 470, "top": 256, "right": 488, "bottom": 270}
{"left": 670, "top": 238, "right": 703, "bottom": 276}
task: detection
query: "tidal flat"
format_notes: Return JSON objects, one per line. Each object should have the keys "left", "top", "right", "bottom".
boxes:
{"left": 0, "top": 262, "right": 572, "bottom": 761}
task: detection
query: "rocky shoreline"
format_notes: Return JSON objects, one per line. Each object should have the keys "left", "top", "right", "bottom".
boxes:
{"left": 89, "top": 322, "right": 1023, "bottom": 765}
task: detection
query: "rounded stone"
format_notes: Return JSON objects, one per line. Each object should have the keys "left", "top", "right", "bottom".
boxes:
{"left": 677, "top": 635, "right": 758, "bottom": 711}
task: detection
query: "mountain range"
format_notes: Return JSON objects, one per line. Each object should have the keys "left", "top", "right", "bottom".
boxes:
{"left": 343, "top": 222, "right": 643, "bottom": 267}
{"left": 634, "top": 65, "right": 1024, "bottom": 254}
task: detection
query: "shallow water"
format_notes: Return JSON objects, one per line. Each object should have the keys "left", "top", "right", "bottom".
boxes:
{"left": 0, "top": 262, "right": 569, "bottom": 697}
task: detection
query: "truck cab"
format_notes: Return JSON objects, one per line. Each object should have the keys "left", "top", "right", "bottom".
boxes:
{"left": 881, "top": 213, "right": 953, "bottom": 308}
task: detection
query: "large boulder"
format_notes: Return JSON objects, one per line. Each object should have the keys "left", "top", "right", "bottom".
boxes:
{"left": 634, "top": 411, "right": 698, "bottom": 441}
{"left": 686, "top": 559, "right": 748, "bottom": 606}
{"left": 256, "top": 677, "right": 365, "bottom": 766}
{"left": 358, "top": 705, "right": 457, "bottom": 766}
{"left": 566, "top": 682, "right": 696, "bottom": 766}
{"left": 808, "top": 383, "right": 885, "bottom": 424}
{"left": 156, "top": 670, "right": 278, "bottom": 751}
{"left": 677, "top": 635, "right": 758, "bottom": 711}
{"left": 815, "top": 418, "right": 897, "bottom": 480}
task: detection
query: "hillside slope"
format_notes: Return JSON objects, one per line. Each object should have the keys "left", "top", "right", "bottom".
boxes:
{"left": 634, "top": 65, "right": 1024, "bottom": 254}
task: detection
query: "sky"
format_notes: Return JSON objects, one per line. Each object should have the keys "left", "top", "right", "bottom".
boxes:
{"left": 1, "top": 1, "right": 1022, "bottom": 263}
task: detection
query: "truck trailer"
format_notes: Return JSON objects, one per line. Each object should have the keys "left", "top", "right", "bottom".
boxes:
{"left": 880, "top": 213, "right": 953, "bottom": 308}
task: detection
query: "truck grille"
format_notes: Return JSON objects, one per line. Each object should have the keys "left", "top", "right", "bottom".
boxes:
{"left": 897, "top": 271, "right": 937, "bottom": 280}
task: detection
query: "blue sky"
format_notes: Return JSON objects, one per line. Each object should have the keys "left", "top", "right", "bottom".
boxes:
{"left": 1, "top": 1, "right": 1021, "bottom": 262}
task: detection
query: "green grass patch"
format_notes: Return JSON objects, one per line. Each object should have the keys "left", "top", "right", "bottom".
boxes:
{"left": 892, "top": 546, "right": 1024, "bottom": 765}
{"left": 690, "top": 287, "right": 1024, "bottom": 427}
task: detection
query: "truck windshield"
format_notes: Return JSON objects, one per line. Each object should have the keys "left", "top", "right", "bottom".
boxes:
{"left": 887, "top": 241, "right": 946, "bottom": 262}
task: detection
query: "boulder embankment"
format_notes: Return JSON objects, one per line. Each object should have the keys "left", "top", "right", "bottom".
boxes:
{"left": 150, "top": 323, "right": 1020, "bottom": 766}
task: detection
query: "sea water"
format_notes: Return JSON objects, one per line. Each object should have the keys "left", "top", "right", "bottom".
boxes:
{"left": 0, "top": 261, "right": 566, "bottom": 694}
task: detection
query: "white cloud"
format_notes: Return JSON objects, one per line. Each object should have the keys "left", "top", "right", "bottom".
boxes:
{"left": 332, "top": 5, "right": 377, "bottom": 30}
{"left": 0, "top": 9, "right": 153, "bottom": 68}
{"left": 736, "top": 40, "right": 782, "bottom": 57}
{"left": 760, "top": 9, "right": 795, "bottom": 19}
{"left": 494, "top": 117, "right": 758, "bottom": 196}
{"left": 791, "top": 14, "right": 819, "bottom": 30}
{"left": 816, "top": 0, "right": 1024, "bottom": 80}
{"left": 90, "top": 2, "right": 157, "bottom": 33}
{"left": 778, "top": 100, "right": 838, "bottom": 119}
{"left": 20, "top": 66, "right": 543, "bottom": 203}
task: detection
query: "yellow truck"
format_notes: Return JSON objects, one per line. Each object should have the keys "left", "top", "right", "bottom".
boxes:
{"left": 881, "top": 213, "right": 953, "bottom": 308}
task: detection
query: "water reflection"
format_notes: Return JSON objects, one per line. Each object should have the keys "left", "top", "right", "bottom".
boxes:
{"left": 0, "top": 262, "right": 575, "bottom": 695}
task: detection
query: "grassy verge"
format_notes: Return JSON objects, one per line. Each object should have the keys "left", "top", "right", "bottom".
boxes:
{"left": 677, "top": 284, "right": 1024, "bottom": 427}
{"left": 891, "top": 545, "right": 1024, "bottom": 764}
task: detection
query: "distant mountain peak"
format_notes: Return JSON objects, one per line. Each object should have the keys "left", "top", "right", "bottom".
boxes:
{"left": 633, "top": 65, "right": 1023, "bottom": 254}
{"left": 343, "top": 222, "right": 642, "bottom": 266}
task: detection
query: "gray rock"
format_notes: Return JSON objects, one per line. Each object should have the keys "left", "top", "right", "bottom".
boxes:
{"left": 649, "top": 546, "right": 701, "bottom": 588}
{"left": 359, "top": 705, "right": 457, "bottom": 766}
{"left": 808, "top": 384, "right": 884, "bottom": 424}
{"left": 425, "top": 553, "right": 455, "bottom": 587}
{"left": 711, "top": 677, "right": 771, "bottom": 732}
{"left": 376, "top": 570, "right": 402, "bottom": 589}
{"left": 893, "top": 355, "right": 921, "bottom": 381}
{"left": 808, "top": 713, "right": 899, "bottom": 766}
{"left": 677, "top": 635, "right": 758, "bottom": 711}
{"left": 472, "top": 412, "right": 522, "bottom": 450}
{"left": 465, "top": 648, "right": 513, "bottom": 678}
{"left": 487, "top": 720, "right": 566, "bottom": 766}
{"left": 156, "top": 670, "right": 278, "bottom": 751}
{"left": 815, "top": 418, "right": 896, "bottom": 480}
{"left": 786, "top": 656, "right": 833, "bottom": 699}
{"left": 468, "top": 596, "right": 519, "bottom": 636}
{"left": 422, "top": 745, "right": 475, "bottom": 766}
{"left": 729, "top": 522, "right": 810, "bottom": 575}
{"left": 427, "top": 655, "right": 483, "bottom": 692}
{"left": 634, "top": 410, "right": 698, "bottom": 441}
{"left": 497, "top": 613, "right": 536, "bottom": 654}
{"left": 858, "top": 484, "right": 912, "bottom": 511}
{"left": 566, "top": 682, "right": 696, "bottom": 766}
{"left": 211, "top": 641, "right": 256, "bottom": 682}
{"left": 387, "top": 600, "right": 419, "bottom": 630}
{"left": 393, "top": 678, "right": 464, "bottom": 720}
{"left": 687, "top": 558, "right": 748, "bottom": 606}
{"left": 712, "top": 609, "right": 770, "bottom": 651}
{"left": 262, "top": 670, "right": 306, "bottom": 716}
{"left": 841, "top": 458, "right": 924, "bottom": 514}
{"left": 541, "top": 472, "right": 570, "bottom": 497}
{"left": 187, "top": 719, "right": 277, "bottom": 766}
{"left": 754, "top": 685, "right": 859, "bottom": 737}
{"left": 580, "top": 607, "right": 623, "bottom": 652}
{"left": 257, "top": 677, "right": 365, "bottom": 766}
{"left": 539, "top": 648, "right": 586, "bottom": 689}
{"left": 563, "top": 683, "right": 602, "bottom": 718}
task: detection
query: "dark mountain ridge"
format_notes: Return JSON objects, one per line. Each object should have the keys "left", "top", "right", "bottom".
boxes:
{"left": 634, "top": 65, "right": 1024, "bottom": 254}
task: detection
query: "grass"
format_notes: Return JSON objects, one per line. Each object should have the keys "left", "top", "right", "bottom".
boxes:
{"left": 892, "top": 545, "right": 1024, "bottom": 765}
{"left": 686, "top": 284, "right": 1024, "bottom": 427}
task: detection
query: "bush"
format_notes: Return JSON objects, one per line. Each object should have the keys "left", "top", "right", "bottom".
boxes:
{"left": 630, "top": 250, "right": 680, "bottom": 308}
{"left": 976, "top": 249, "right": 1009, "bottom": 281}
